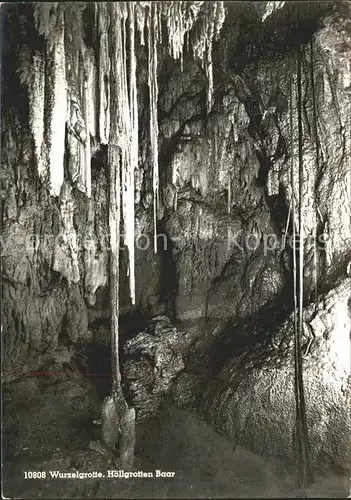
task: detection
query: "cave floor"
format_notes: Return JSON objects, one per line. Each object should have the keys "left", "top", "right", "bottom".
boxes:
{"left": 2, "top": 365, "right": 349, "bottom": 499}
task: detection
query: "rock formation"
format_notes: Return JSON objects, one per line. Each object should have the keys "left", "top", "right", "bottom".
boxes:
{"left": 123, "top": 316, "right": 188, "bottom": 421}
{"left": 1, "top": 0, "right": 350, "bottom": 479}
{"left": 203, "top": 278, "right": 351, "bottom": 470}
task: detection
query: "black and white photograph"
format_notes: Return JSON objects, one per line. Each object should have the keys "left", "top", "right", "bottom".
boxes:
{"left": 1, "top": 1, "right": 350, "bottom": 498}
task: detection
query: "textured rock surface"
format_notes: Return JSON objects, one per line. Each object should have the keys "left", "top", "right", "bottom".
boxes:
{"left": 1, "top": 113, "right": 107, "bottom": 379}
{"left": 244, "top": 7, "right": 351, "bottom": 293}
{"left": 122, "top": 317, "right": 188, "bottom": 421}
{"left": 1, "top": 1, "right": 350, "bottom": 474}
{"left": 203, "top": 278, "right": 351, "bottom": 469}
{"left": 159, "top": 60, "right": 287, "bottom": 321}
{"left": 158, "top": 4, "right": 351, "bottom": 321}
{"left": 3, "top": 2, "right": 350, "bottom": 373}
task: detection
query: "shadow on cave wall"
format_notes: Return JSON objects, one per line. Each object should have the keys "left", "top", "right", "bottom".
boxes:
{"left": 215, "top": 1, "right": 335, "bottom": 72}
{"left": 206, "top": 283, "right": 293, "bottom": 377}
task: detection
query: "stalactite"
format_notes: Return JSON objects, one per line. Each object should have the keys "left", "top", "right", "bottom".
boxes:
{"left": 190, "top": 2, "right": 225, "bottom": 113}
{"left": 31, "top": 0, "right": 227, "bottom": 207}
{"left": 111, "top": 3, "right": 136, "bottom": 305}
{"left": 21, "top": 51, "right": 45, "bottom": 179}
{"left": 108, "top": 2, "right": 124, "bottom": 395}
{"left": 296, "top": 46, "right": 306, "bottom": 489}
{"left": 96, "top": 2, "right": 136, "bottom": 305}
{"left": 30, "top": 0, "right": 230, "bottom": 393}
{"left": 62, "top": 4, "right": 93, "bottom": 199}
{"left": 204, "top": 4, "right": 216, "bottom": 113}
{"left": 205, "top": 40, "right": 213, "bottom": 112}
{"left": 282, "top": 203, "right": 291, "bottom": 249}
{"left": 227, "top": 176, "right": 231, "bottom": 214}
{"left": 82, "top": 54, "right": 92, "bottom": 199}
{"left": 147, "top": 3, "right": 160, "bottom": 253}
{"left": 174, "top": 187, "right": 178, "bottom": 211}
{"left": 34, "top": 3, "right": 59, "bottom": 47}
{"left": 310, "top": 40, "right": 320, "bottom": 302}
{"left": 289, "top": 55, "right": 301, "bottom": 491}
{"left": 84, "top": 48, "right": 97, "bottom": 138}
{"left": 296, "top": 45, "right": 313, "bottom": 490}
{"left": 101, "top": 3, "right": 136, "bottom": 466}
{"left": 32, "top": 3, "right": 66, "bottom": 196}
{"left": 128, "top": 2, "right": 138, "bottom": 304}
{"left": 26, "top": 0, "right": 236, "bottom": 465}
{"left": 261, "top": 1, "right": 285, "bottom": 22}
{"left": 98, "top": 3, "right": 110, "bottom": 145}
{"left": 165, "top": 1, "right": 195, "bottom": 62}
{"left": 166, "top": 2, "right": 181, "bottom": 59}
{"left": 157, "top": 1, "right": 226, "bottom": 112}
{"left": 45, "top": 8, "right": 67, "bottom": 197}
{"left": 136, "top": 2, "right": 149, "bottom": 45}
{"left": 126, "top": 2, "right": 226, "bottom": 254}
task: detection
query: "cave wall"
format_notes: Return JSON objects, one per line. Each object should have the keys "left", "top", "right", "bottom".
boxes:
{"left": 169, "top": 3, "right": 351, "bottom": 470}
{"left": 249, "top": 7, "right": 351, "bottom": 288}
{"left": 157, "top": 3, "right": 351, "bottom": 322}
{"left": 2, "top": 1, "right": 350, "bottom": 391}
{"left": 203, "top": 277, "right": 351, "bottom": 470}
{"left": 158, "top": 58, "right": 286, "bottom": 321}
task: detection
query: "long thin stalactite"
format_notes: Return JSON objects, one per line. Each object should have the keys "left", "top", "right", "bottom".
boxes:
{"left": 108, "top": 3, "right": 123, "bottom": 394}
{"left": 290, "top": 54, "right": 301, "bottom": 488}
{"left": 296, "top": 45, "right": 313, "bottom": 490}
{"left": 309, "top": 39, "right": 320, "bottom": 304}
{"left": 147, "top": 3, "right": 160, "bottom": 253}
{"left": 128, "top": 2, "right": 137, "bottom": 303}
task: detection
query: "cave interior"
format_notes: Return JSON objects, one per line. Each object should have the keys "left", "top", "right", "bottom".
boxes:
{"left": 1, "top": 1, "right": 351, "bottom": 498}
